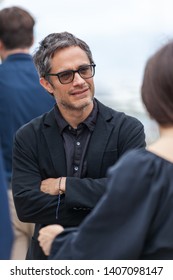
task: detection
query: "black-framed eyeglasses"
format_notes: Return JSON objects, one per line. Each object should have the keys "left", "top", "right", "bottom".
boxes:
{"left": 45, "top": 64, "right": 96, "bottom": 84}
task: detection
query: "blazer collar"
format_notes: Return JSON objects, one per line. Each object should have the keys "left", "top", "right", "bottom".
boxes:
{"left": 43, "top": 99, "right": 114, "bottom": 126}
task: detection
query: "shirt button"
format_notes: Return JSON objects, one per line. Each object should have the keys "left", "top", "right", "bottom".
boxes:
{"left": 74, "top": 166, "right": 79, "bottom": 171}
{"left": 76, "top": 142, "right": 80, "bottom": 146}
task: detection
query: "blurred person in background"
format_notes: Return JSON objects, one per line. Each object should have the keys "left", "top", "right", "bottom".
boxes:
{"left": 12, "top": 31, "right": 145, "bottom": 260}
{"left": 0, "top": 145, "right": 13, "bottom": 260}
{"left": 38, "top": 41, "right": 173, "bottom": 260}
{"left": 0, "top": 6, "right": 54, "bottom": 259}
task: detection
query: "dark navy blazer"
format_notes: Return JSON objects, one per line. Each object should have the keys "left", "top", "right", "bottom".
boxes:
{"left": 0, "top": 148, "right": 13, "bottom": 259}
{"left": 0, "top": 53, "right": 55, "bottom": 181}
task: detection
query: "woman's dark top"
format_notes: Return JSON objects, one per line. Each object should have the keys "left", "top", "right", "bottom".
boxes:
{"left": 50, "top": 148, "right": 173, "bottom": 260}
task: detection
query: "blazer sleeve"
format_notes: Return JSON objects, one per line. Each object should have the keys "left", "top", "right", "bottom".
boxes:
{"left": 65, "top": 115, "right": 146, "bottom": 210}
{"left": 49, "top": 151, "right": 172, "bottom": 260}
{"left": 12, "top": 124, "right": 99, "bottom": 227}
{"left": 12, "top": 127, "right": 62, "bottom": 225}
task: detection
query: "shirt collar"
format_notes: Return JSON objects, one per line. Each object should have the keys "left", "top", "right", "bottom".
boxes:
{"left": 54, "top": 99, "right": 98, "bottom": 134}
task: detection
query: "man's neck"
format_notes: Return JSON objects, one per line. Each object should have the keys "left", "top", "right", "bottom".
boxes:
{"left": 147, "top": 125, "right": 173, "bottom": 163}
{"left": 58, "top": 101, "right": 94, "bottom": 129}
{"left": 1, "top": 48, "right": 30, "bottom": 61}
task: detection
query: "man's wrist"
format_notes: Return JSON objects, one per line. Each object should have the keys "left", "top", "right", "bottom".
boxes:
{"left": 60, "top": 177, "right": 66, "bottom": 193}
{"left": 56, "top": 177, "right": 65, "bottom": 194}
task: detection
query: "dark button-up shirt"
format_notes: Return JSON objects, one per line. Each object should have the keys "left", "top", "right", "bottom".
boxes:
{"left": 54, "top": 100, "right": 98, "bottom": 178}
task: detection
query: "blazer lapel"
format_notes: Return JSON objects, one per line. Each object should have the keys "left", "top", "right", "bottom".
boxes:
{"left": 42, "top": 110, "right": 67, "bottom": 176}
{"left": 86, "top": 101, "right": 114, "bottom": 178}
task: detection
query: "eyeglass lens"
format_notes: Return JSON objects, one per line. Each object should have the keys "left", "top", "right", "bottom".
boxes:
{"left": 58, "top": 65, "right": 95, "bottom": 84}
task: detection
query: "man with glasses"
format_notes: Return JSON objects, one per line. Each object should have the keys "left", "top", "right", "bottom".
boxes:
{"left": 12, "top": 32, "right": 146, "bottom": 260}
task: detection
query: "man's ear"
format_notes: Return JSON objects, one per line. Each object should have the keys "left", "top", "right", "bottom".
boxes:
{"left": 0, "top": 41, "right": 6, "bottom": 61}
{"left": 40, "top": 77, "right": 54, "bottom": 95}
{"left": 0, "top": 40, "right": 3, "bottom": 49}
{"left": 30, "top": 36, "right": 34, "bottom": 47}
{"left": 0, "top": 40, "right": 6, "bottom": 51}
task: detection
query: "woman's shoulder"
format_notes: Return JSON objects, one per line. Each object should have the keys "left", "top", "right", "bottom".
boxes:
{"left": 107, "top": 148, "right": 173, "bottom": 201}
{"left": 117, "top": 148, "right": 155, "bottom": 167}
{"left": 108, "top": 148, "right": 167, "bottom": 179}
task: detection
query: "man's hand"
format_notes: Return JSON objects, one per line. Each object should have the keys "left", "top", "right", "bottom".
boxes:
{"left": 38, "top": 225, "right": 64, "bottom": 256}
{"left": 40, "top": 177, "right": 66, "bottom": 195}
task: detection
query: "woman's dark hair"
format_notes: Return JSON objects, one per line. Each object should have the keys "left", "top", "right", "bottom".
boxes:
{"left": 141, "top": 41, "right": 173, "bottom": 126}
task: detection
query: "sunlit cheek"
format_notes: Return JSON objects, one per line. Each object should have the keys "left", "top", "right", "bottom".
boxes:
{"left": 54, "top": 87, "right": 69, "bottom": 103}
{"left": 89, "top": 80, "right": 95, "bottom": 94}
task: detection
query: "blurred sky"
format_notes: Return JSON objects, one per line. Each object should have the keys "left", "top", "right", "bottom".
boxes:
{"left": 1, "top": 0, "right": 173, "bottom": 121}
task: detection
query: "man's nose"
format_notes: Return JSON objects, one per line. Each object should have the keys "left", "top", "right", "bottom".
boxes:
{"left": 73, "top": 72, "right": 85, "bottom": 85}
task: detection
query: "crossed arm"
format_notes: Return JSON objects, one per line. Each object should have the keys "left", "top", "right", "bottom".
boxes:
{"left": 39, "top": 177, "right": 66, "bottom": 255}
{"left": 41, "top": 177, "right": 66, "bottom": 195}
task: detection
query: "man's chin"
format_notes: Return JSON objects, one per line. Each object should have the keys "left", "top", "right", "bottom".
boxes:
{"left": 69, "top": 95, "right": 93, "bottom": 109}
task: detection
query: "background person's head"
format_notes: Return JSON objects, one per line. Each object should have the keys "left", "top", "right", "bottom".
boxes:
{"left": 0, "top": 6, "right": 35, "bottom": 56}
{"left": 141, "top": 41, "right": 173, "bottom": 127}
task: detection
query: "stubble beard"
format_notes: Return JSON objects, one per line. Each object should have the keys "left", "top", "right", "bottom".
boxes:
{"left": 59, "top": 95, "right": 94, "bottom": 112}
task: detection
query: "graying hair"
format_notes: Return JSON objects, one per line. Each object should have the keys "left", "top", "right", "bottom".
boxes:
{"left": 33, "top": 32, "right": 94, "bottom": 79}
